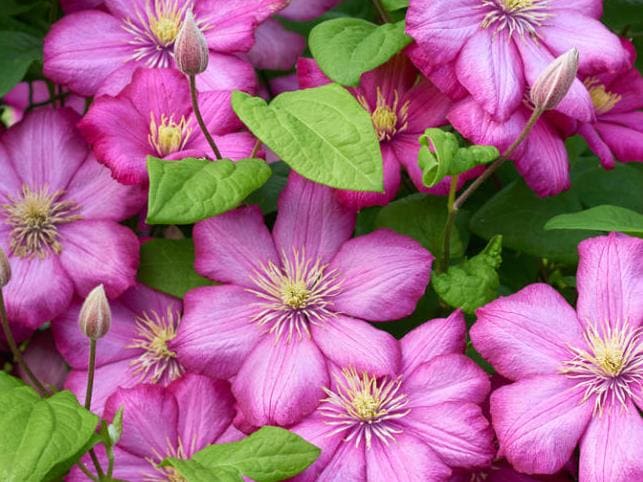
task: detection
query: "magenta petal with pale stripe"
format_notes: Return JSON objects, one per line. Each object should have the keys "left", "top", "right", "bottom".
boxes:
{"left": 290, "top": 413, "right": 344, "bottom": 482}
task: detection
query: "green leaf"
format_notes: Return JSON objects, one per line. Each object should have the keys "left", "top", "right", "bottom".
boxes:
{"left": 146, "top": 157, "right": 271, "bottom": 225}
{"left": 375, "top": 194, "right": 466, "bottom": 259}
{"left": 232, "top": 85, "right": 383, "bottom": 192}
{"left": 432, "top": 235, "right": 503, "bottom": 314}
{"left": 380, "top": 0, "right": 409, "bottom": 11}
{"left": 162, "top": 426, "right": 320, "bottom": 482}
{"left": 545, "top": 205, "right": 643, "bottom": 235}
{"left": 245, "top": 161, "right": 290, "bottom": 214}
{"left": 573, "top": 162, "right": 643, "bottom": 212}
{"left": 0, "top": 31, "right": 42, "bottom": 97}
{"left": 138, "top": 239, "right": 211, "bottom": 298}
{"left": 309, "top": 18, "right": 411, "bottom": 86}
{"left": 0, "top": 379, "right": 99, "bottom": 482}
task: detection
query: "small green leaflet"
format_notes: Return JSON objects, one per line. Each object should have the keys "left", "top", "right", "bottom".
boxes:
{"left": 0, "top": 31, "right": 42, "bottom": 97}
{"left": 232, "top": 85, "right": 383, "bottom": 192}
{"left": 146, "top": 157, "right": 271, "bottom": 225}
{"left": 0, "top": 373, "right": 99, "bottom": 482}
{"left": 545, "top": 205, "right": 643, "bottom": 236}
{"left": 309, "top": 18, "right": 411, "bottom": 86}
{"left": 432, "top": 235, "right": 503, "bottom": 314}
{"left": 162, "top": 426, "right": 320, "bottom": 482}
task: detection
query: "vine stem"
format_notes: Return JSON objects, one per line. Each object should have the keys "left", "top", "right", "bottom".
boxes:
{"left": 0, "top": 291, "right": 48, "bottom": 396}
{"left": 84, "top": 338, "right": 105, "bottom": 479}
{"left": 440, "top": 175, "right": 459, "bottom": 273}
{"left": 188, "top": 74, "right": 222, "bottom": 160}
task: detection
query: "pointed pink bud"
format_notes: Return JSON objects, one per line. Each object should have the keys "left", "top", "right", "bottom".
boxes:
{"left": 531, "top": 48, "right": 579, "bottom": 112}
{"left": 0, "top": 247, "right": 10, "bottom": 288}
{"left": 79, "top": 285, "right": 111, "bottom": 340}
{"left": 174, "top": 11, "right": 209, "bottom": 76}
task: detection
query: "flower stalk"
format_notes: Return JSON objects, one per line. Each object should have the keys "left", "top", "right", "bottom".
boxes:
{"left": 189, "top": 74, "right": 222, "bottom": 160}
{"left": 440, "top": 175, "right": 459, "bottom": 273}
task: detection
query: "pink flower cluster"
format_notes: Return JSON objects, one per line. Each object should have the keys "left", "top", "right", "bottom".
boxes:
{"left": 0, "top": 0, "right": 640, "bottom": 480}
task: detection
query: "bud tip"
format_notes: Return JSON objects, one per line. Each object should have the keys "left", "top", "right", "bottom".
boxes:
{"left": 79, "top": 284, "right": 111, "bottom": 340}
{"left": 531, "top": 48, "right": 580, "bottom": 112}
{"left": 174, "top": 10, "right": 209, "bottom": 76}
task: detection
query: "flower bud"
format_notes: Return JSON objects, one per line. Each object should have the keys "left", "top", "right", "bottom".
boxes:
{"left": 174, "top": 11, "right": 209, "bottom": 75}
{"left": 0, "top": 247, "right": 10, "bottom": 288}
{"left": 531, "top": 48, "right": 579, "bottom": 111}
{"left": 79, "top": 285, "right": 111, "bottom": 340}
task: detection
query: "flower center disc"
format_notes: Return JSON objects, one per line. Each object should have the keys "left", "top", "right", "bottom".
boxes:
{"left": 149, "top": 114, "right": 191, "bottom": 157}
{"left": 584, "top": 78, "right": 622, "bottom": 115}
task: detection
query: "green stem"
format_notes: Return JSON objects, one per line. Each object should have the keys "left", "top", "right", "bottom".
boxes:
{"left": 453, "top": 107, "right": 544, "bottom": 210}
{"left": 77, "top": 461, "right": 99, "bottom": 482}
{"left": 84, "top": 338, "right": 105, "bottom": 479}
{"left": 188, "top": 74, "right": 222, "bottom": 160}
{"left": 0, "top": 291, "right": 48, "bottom": 396}
{"left": 440, "top": 175, "right": 459, "bottom": 273}
{"left": 371, "top": 0, "right": 392, "bottom": 23}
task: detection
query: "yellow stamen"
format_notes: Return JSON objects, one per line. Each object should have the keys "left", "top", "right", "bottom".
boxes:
{"left": 280, "top": 280, "right": 310, "bottom": 309}
{"left": 148, "top": 113, "right": 192, "bottom": 157}
{"left": 584, "top": 78, "right": 622, "bottom": 115}
{"left": 147, "top": 0, "right": 183, "bottom": 46}
{"left": 358, "top": 88, "right": 409, "bottom": 142}
{"left": 502, "top": 0, "right": 535, "bottom": 11}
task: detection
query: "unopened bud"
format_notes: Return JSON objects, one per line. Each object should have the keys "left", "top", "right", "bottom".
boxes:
{"left": 174, "top": 11, "right": 209, "bottom": 75}
{"left": 79, "top": 285, "right": 111, "bottom": 340}
{"left": 531, "top": 48, "right": 579, "bottom": 111}
{"left": 0, "top": 248, "right": 10, "bottom": 288}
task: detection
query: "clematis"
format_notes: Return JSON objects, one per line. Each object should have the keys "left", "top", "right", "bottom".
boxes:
{"left": 170, "top": 172, "right": 433, "bottom": 427}
{"left": 53, "top": 282, "right": 186, "bottom": 414}
{"left": 44, "top": 0, "right": 288, "bottom": 96}
{"left": 68, "top": 374, "right": 242, "bottom": 481}
{"left": 0, "top": 108, "right": 144, "bottom": 335}
{"left": 2, "top": 80, "right": 84, "bottom": 126}
{"left": 298, "top": 55, "right": 475, "bottom": 209}
{"left": 406, "top": 0, "right": 629, "bottom": 123}
{"left": 290, "top": 310, "right": 494, "bottom": 481}
{"left": 79, "top": 67, "right": 256, "bottom": 185}
{"left": 471, "top": 233, "right": 643, "bottom": 481}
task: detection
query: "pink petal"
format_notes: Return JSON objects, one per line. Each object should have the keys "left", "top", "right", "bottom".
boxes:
{"left": 425, "top": 59, "right": 469, "bottom": 101}
{"left": 404, "top": 80, "right": 451, "bottom": 133}
{"left": 404, "top": 354, "right": 490, "bottom": 407}
{"left": 93, "top": 61, "right": 139, "bottom": 97}
{"left": 456, "top": 30, "right": 524, "bottom": 121}
{"left": 290, "top": 413, "right": 344, "bottom": 482}
{"left": 273, "top": 172, "right": 356, "bottom": 263}
{"left": 104, "top": 383, "right": 179, "bottom": 460}
{"left": 578, "top": 123, "right": 615, "bottom": 169}
{"left": 168, "top": 374, "right": 236, "bottom": 455}
{"left": 549, "top": 0, "right": 602, "bottom": 19}
{"left": 233, "top": 336, "right": 328, "bottom": 426}
{"left": 196, "top": 52, "right": 257, "bottom": 93}
{"left": 491, "top": 375, "right": 593, "bottom": 474}
{"left": 311, "top": 314, "right": 401, "bottom": 377}
{"left": 541, "top": 13, "right": 629, "bottom": 76}
{"left": 595, "top": 119, "right": 643, "bottom": 164}
{"left": 172, "top": 285, "right": 263, "bottom": 378}
{"left": 405, "top": 0, "right": 483, "bottom": 68}
{"left": 2, "top": 108, "right": 87, "bottom": 190}
{"left": 280, "top": 0, "right": 342, "bottom": 21}
{"left": 197, "top": 90, "right": 244, "bottom": 135}
{"left": 0, "top": 143, "right": 22, "bottom": 196}
{"left": 472, "top": 283, "right": 585, "bottom": 380}
{"left": 67, "top": 446, "right": 155, "bottom": 482}
{"left": 579, "top": 402, "right": 643, "bottom": 482}
{"left": 318, "top": 441, "right": 366, "bottom": 481}
{"left": 18, "top": 330, "right": 68, "bottom": 391}
{"left": 335, "top": 143, "right": 401, "bottom": 210}
{"left": 296, "top": 57, "right": 331, "bottom": 89}
{"left": 61, "top": 0, "right": 103, "bottom": 13}
{"left": 366, "top": 432, "right": 452, "bottom": 482}
{"left": 193, "top": 206, "right": 278, "bottom": 287}
{"left": 182, "top": 131, "right": 256, "bottom": 161}
{"left": 516, "top": 39, "right": 594, "bottom": 123}
{"left": 401, "top": 310, "right": 467, "bottom": 375}
{"left": 44, "top": 11, "right": 133, "bottom": 96}
{"left": 58, "top": 220, "right": 138, "bottom": 298}
{"left": 401, "top": 402, "right": 494, "bottom": 470}
{"left": 248, "top": 19, "right": 305, "bottom": 71}
{"left": 576, "top": 233, "right": 643, "bottom": 330}
{"left": 330, "top": 229, "right": 433, "bottom": 322}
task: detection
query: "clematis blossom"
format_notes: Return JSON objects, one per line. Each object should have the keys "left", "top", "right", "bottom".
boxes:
{"left": 298, "top": 55, "right": 478, "bottom": 209}
{"left": 170, "top": 172, "right": 433, "bottom": 427}
{"left": 68, "top": 374, "right": 242, "bottom": 481}
{"left": 406, "top": 0, "right": 629, "bottom": 123}
{"left": 54, "top": 282, "right": 187, "bottom": 414}
{"left": 290, "top": 310, "right": 494, "bottom": 481}
{"left": 0, "top": 108, "right": 144, "bottom": 335}
{"left": 79, "top": 67, "right": 256, "bottom": 185}
{"left": 471, "top": 233, "right": 643, "bottom": 481}
{"left": 44, "top": 0, "right": 288, "bottom": 96}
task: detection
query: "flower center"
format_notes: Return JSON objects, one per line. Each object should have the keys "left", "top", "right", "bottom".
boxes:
{"left": 561, "top": 323, "right": 643, "bottom": 413}
{"left": 249, "top": 249, "right": 341, "bottom": 342}
{"left": 358, "top": 88, "right": 409, "bottom": 142}
{"left": 147, "top": 437, "right": 191, "bottom": 482}
{"left": 480, "top": 0, "right": 551, "bottom": 37}
{"left": 129, "top": 308, "right": 184, "bottom": 384}
{"left": 320, "top": 368, "right": 410, "bottom": 448}
{"left": 149, "top": 114, "right": 192, "bottom": 157}
{"left": 584, "top": 78, "right": 622, "bottom": 115}
{"left": 2, "top": 185, "right": 81, "bottom": 259}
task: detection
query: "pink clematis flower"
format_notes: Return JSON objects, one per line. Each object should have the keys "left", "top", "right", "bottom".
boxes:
{"left": 290, "top": 310, "right": 494, "bottom": 481}
{"left": 0, "top": 108, "right": 144, "bottom": 334}
{"left": 44, "top": 0, "right": 288, "bottom": 97}
{"left": 406, "top": 0, "right": 629, "bottom": 123}
{"left": 78, "top": 67, "right": 256, "bottom": 185}
{"left": 298, "top": 55, "right": 475, "bottom": 209}
{"left": 471, "top": 233, "right": 643, "bottom": 481}
{"left": 68, "top": 374, "right": 242, "bottom": 481}
{"left": 170, "top": 172, "right": 433, "bottom": 427}
{"left": 53, "top": 283, "right": 185, "bottom": 414}
{"left": 2, "top": 81, "right": 84, "bottom": 126}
